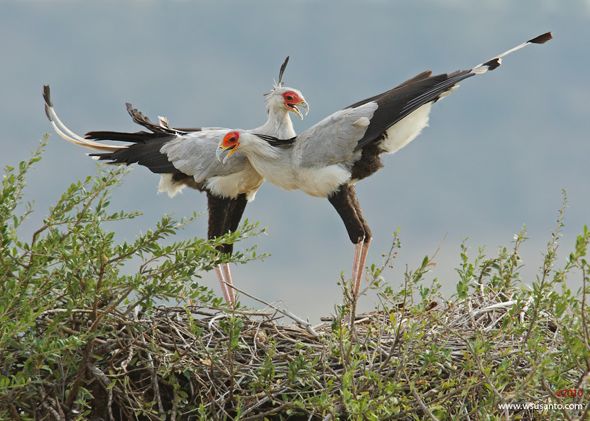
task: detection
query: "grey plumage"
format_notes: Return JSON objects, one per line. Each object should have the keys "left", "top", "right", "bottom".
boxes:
{"left": 293, "top": 102, "right": 377, "bottom": 169}
{"left": 161, "top": 131, "right": 254, "bottom": 183}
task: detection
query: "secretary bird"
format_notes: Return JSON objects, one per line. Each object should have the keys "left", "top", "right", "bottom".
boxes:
{"left": 43, "top": 57, "right": 308, "bottom": 305}
{"left": 216, "top": 33, "right": 552, "bottom": 299}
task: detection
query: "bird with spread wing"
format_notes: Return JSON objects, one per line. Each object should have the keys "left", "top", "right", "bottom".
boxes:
{"left": 43, "top": 57, "right": 309, "bottom": 305}
{"left": 216, "top": 33, "right": 553, "bottom": 299}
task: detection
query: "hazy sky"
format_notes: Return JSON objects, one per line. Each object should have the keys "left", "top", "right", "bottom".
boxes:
{"left": 2, "top": 1, "right": 589, "bottom": 321}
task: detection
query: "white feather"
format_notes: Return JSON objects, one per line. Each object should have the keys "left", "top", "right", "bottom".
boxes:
{"left": 205, "top": 169, "right": 263, "bottom": 200}
{"left": 239, "top": 134, "right": 352, "bottom": 197}
{"left": 297, "top": 165, "right": 351, "bottom": 197}
{"left": 158, "top": 116, "right": 170, "bottom": 128}
{"left": 157, "top": 174, "right": 186, "bottom": 197}
{"left": 46, "top": 104, "right": 125, "bottom": 152}
{"left": 380, "top": 103, "right": 432, "bottom": 155}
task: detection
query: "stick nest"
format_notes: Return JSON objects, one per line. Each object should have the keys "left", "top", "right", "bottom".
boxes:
{"left": 26, "top": 287, "right": 583, "bottom": 421}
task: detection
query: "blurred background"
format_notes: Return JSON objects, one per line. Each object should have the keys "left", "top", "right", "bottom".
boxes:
{"left": 2, "top": 0, "right": 588, "bottom": 321}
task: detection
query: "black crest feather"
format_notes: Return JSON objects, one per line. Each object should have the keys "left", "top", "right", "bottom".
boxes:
{"left": 277, "top": 56, "right": 289, "bottom": 86}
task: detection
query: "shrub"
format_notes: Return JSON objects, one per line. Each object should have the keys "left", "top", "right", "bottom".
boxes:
{"left": 1, "top": 141, "right": 589, "bottom": 420}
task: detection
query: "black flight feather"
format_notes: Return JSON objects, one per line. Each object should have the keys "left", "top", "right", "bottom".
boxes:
{"left": 354, "top": 70, "right": 473, "bottom": 151}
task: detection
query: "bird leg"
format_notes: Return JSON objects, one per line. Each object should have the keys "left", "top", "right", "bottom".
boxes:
{"left": 220, "top": 263, "right": 235, "bottom": 303}
{"left": 207, "top": 192, "right": 236, "bottom": 305}
{"left": 225, "top": 194, "right": 249, "bottom": 250}
{"left": 207, "top": 192, "right": 249, "bottom": 306}
{"left": 351, "top": 242, "right": 365, "bottom": 297}
{"left": 214, "top": 266, "right": 232, "bottom": 304}
{"left": 352, "top": 238, "right": 372, "bottom": 297}
{"left": 349, "top": 187, "right": 372, "bottom": 297}
{"left": 328, "top": 184, "right": 370, "bottom": 299}
{"left": 218, "top": 194, "right": 248, "bottom": 304}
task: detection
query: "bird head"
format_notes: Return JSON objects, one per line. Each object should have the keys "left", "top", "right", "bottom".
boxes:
{"left": 265, "top": 86, "right": 309, "bottom": 120}
{"left": 216, "top": 131, "right": 241, "bottom": 164}
{"left": 217, "top": 131, "right": 285, "bottom": 164}
{"left": 264, "top": 56, "right": 309, "bottom": 120}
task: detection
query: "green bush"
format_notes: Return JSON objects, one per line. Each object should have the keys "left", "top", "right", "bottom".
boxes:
{"left": 1, "top": 141, "right": 589, "bottom": 420}
{"left": 0, "top": 140, "right": 261, "bottom": 419}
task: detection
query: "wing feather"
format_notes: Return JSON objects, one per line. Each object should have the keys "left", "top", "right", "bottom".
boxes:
{"left": 161, "top": 131, "right": 252, "bottom": 183}
{"left": 293, "top": 102, "right": 378, "bottom": 168}
{"left": 292, "top": 70, "right": 469, "bottom": 168}
{"left": 346, "top": 70, "right": 433, "bottom": 109}
{"left": 354, "top": 70, "right": 473, "bottom": 150}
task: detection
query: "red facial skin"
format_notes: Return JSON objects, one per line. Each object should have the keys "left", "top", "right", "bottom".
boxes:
{"left": 222, "top": 131, "right": 240, "bottom": 149}
{"left": 282, "top": 90, "right": 303, "bottom": 108}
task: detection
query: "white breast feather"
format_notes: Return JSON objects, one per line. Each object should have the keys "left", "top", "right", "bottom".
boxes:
{"left": 205, "top": 168, "right": 263, "bottom": 201}
{"left": 297, "top": 165, "right": 351, "bottom": 197}
{"left": 250, "top": 159, "right": 299, "bottom": 192}
{"left": 247, "top": 153, "right": 350, "bottom": 198}
{"left": 158, "top": 174, "right": 186, "bottom": 197}
{"left": 381, "top": 103, "right": 433, "bottom": 154}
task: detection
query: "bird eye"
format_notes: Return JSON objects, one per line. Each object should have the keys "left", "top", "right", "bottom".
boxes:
{"left": 286, "top": 95, "right": 294, "bottom": 101}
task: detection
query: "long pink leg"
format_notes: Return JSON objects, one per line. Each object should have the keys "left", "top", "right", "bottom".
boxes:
{"left": 214, "top": 265, "right": 232, "bottom": 304}
{"left": 221, "top": 263, "right": 236, "bottom": 304}
{"left": 351, "top": 242, "right": 364, "bottom": 298}
{"left": 352, "top": 239, "right": 371, "bottom": 298}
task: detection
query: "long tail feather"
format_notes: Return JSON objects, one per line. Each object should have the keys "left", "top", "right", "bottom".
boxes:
{"left": 42, "top": 85, "right": 126, "bottom": 152}
{"left": 402, "top": 32, "right": 552, "bottom": 113}
{"left": 472, "top": 32, "right": 552, "bottom": 74}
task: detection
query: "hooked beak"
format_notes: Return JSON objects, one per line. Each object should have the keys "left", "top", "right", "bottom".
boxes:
{"left": 216, "top": 144, "right": 237, "bottom": 164}
{"left": 288, "top": 99, "right": 309, "bottom": 120}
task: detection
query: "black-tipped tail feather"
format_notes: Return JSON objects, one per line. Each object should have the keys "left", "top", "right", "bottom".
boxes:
{"left": 353, "top": 31, "right": 552, "bottom": 151}
{"left": 529, "top": 32, "right": 552, "bottom": 44}
{"left": 481, "top": 58, "right": 501, "bottom": 71}
{"left": 42, "top": 85, "right": 52, "bottom": 116}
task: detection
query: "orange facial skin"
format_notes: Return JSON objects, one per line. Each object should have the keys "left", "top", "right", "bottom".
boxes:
{"left": 216, "top": 131, "right": 241, "bottom": 164}
{"left": 221, "top": 131, "right": 240, "bottom": 149}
